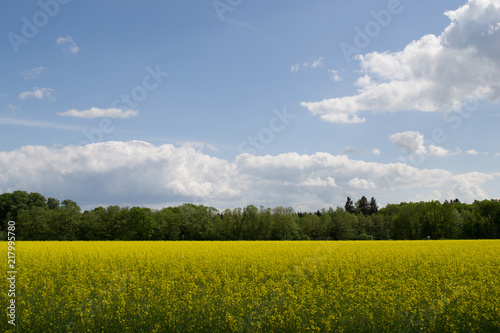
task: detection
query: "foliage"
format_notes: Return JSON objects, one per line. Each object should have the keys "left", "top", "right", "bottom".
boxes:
{"left": 0, "top": 191, "right": 499, "bottom": 241}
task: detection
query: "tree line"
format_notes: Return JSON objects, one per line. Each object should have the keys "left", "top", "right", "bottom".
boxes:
{"left": 0, "top": 191, "right": 499, "bottom": 241}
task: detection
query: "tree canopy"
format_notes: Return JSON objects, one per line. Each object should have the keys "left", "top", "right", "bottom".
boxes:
{"left": 1, "top": 191, "right": 499, "bottom": 241}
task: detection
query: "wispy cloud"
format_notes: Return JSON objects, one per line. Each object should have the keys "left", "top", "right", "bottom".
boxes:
{"left": 291, "top": 56, "right": 324, "bottom": 73}
{"left": 341, "top": 146, "right": 366, "bottom": 155}
{"left": 328, "top": 69, "right": 341, "bottom": 82}
{"left": 56, "top": 36, "right": 79, "bottom": 54}
{"left": 19, "top": 87, "right": 56, "bottom": 101}
{"left": 465, "top": 149, "right": 488, "bottom": 155}
{"left": 181, "top": 141, "right": 218, "bottom": 152}
{"left": 0, "top": 117, "right": 81, "bottom": 131}
{"left": 21, "top": 67, "right": 46, "bottom": 80}
{"left": 224, "top": 18, "right": 260, "bottom": 31}
{"left": 6, "top": 104, "right": 21, "bottom": 112}
{"left": 57, "top": 107, "right": 139, "bottom": 119}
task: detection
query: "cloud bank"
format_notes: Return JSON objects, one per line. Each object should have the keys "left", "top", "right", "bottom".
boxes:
{"left": 0, "top": 141, "right": 495, "bottom": 210}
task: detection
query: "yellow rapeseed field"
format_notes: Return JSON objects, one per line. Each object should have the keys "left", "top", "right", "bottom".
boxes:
{"left": 2, "top": 240, "right": 499, "bottom": 332}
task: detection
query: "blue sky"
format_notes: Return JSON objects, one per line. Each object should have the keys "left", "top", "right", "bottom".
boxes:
{"left": 0, "top": 0, "right": 499, "bottom": 211}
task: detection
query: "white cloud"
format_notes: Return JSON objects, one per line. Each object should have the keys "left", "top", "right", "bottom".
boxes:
{"left": 299, "top": 177, "right": 338, "bottom": 187}
{"left": 495, "top": 153, "right": 500, "bottom": 157}
{"left": 466, "top": 149, "right": 480, "bottom": 155}
{"left": 301, "top": 0, "right": 500, "bottom": 123}
{"left": 465, "top": 149, "right": 489, "bottom": 155}
{"left": 180, "top": 141, "right": 218, "bottom": 152}
{"left": 451, "top": 172, "right": 493, "bottom": 199}
{"left": 341, "top": 146, "right": 366, "bottom": 155}
{"left": 21, "top": 67, "right": 45, "bottom": 80}
{"left": 428, "top": 145, "right": 451, "bottom": 157}
{"left": 311, "top": 57, "right": 324, "bottom": 68}
{"left": 19, "top": 87, "right": 56, "bottom": 101}
{"left": 6, "top": 104, "right": 20, "bottom": 112}
{"left": 57, "top": 107, "right": 138, "bottom": 119}
{"left": 56, "top": 36, "right": 79, "bottom": 54}
{"left": 328, "top": 69, "right": 341, "bottom": 82}
{"left": 0, "top": 117, "right": 81, "bottom": 131}
{"left": 389, "top": 131, "right": 427, "bottom": 155}
{"left": 0, "top": 141, "right": 239, "bottom": 208}
{"left": 291, "top": 56, "right": 324, "bottom": 73}
{"left": 235, "top": 152, "right": 495, "bottom": 206}
{"left": 372, "top": 148, "right": 381, "bottom": 156}
{"left": 348, "top": 177, "right": 376, "bottom": 190}
{"left": 0, "top": 141, "right": 496, "bottom": 210}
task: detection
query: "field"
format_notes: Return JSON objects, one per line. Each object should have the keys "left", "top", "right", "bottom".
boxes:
{"left": 2, "top": 240, "right": 500, "bottom": 332}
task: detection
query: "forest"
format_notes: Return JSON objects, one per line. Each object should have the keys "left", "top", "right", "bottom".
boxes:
{"left": 0, "top": 190, "right": 499, "bottom": 241}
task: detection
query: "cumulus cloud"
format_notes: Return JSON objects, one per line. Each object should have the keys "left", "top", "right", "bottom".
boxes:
{"left": 56, "top": 36, "right": 79, "bottom": 54}
{"left": 57, "top": 107, "right": 138, "bottom": 119}
{"left": 348, "top": 177, "right": 376, "bottom": 190}
{"left": 301, "top": 0, "right": 500, "bottom": 123}
{"left": 0, "top": 141, "right": 496, "bottom": 210}
{"left": 0, "top": 141, "right": 239, "bottom": 208}
{"left": 235, "top": 152, "right": 496, "bottom": 206}
{"left": 466, "top": 149, "right": 481, "bottom": 155}
{"left": 291, "top": 56, "right": 324, "bottom": 72}
{"left": 299, "top": 177, "right": 338, "bottom": 188}
{"left": 389, "top": 131, "right": 427, "bottom": 154}
{"left": 21, "top": 67, "right": 45, "bottom": 80}
{"left": 19, "top": 87, "right": 56, "bottom": 101}
{"left": 428, "top": 145, "right": 451, "bottom": 157}
{"left": 372, "top": 148, "right": 381, "bottom": 156}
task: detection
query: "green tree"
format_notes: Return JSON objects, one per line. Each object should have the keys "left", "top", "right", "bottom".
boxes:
{"left": 154, "top": 207, "right": 181, "bottom": 240}
{"left": 28, "top": 192, "right": 47, "bottom": 209}
{"left": 345, "top": 197, "right": 355, "bottom": 214}
{"left": 329, "top": 207, "right": 355, "bottom": 240}
{"left": 355, "top": 196, "right": 370, "bottom": 215}
{"left": 369, "top": 197, "right": 379, "bottom": 215}
{"left": 129, "top": 207, "right": 155, "bottom": 240}
{"left": 47, "top": 197, "right": 60, "bottom": 210}
{"left": 272, "top": 206, "right": 298, "bottom": 240}
{"left": 301, "top": 213, "right": 321, "bottom": 240}
{"left": 257, "top": 206, "right": 273, "bottom": 240}
{"left": 17, "top": 207, "right": 50, "bottom": 240}
{"left": 242, "top": 205, "right": 260, "bottom": 240}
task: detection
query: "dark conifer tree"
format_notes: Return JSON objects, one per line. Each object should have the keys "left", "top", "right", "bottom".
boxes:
{"left": 345, "top": 197, "right": 355, "bottom": 214}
